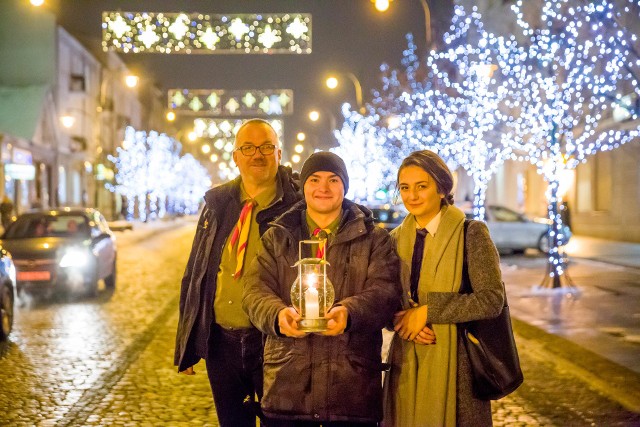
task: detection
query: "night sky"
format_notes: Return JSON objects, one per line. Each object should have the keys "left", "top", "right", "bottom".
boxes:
{"left": 51, "top": 0, "right": 453, "bottom": 154}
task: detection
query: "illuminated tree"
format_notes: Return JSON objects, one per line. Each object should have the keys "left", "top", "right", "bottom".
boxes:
{"left": 147, "top": 131, "right": 178, "bottom": 219}
{"left": 109, "top": 126, "right": 210, "bottom": 221}
{"left": 505, "top": 0, "right": 640, "bottom": 289}
{"left": 171, "top": 154, "right": 211, "bottom": 215}
{"left": 332, "top": 104, "right": 394, "bottom": 202}
{"left": 108, "top": 127, "right": 150, "bottom": 220}
{"left": 387, "top": 6, "right": 517, "bottom": 219}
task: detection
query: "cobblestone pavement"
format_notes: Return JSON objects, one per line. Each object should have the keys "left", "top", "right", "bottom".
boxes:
{"left": 1, "top": 221, "right": 639, "bottom": 425}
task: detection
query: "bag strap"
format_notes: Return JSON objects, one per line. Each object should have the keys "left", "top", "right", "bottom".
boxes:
{"left": 460, "top": 219, "right": 472, "bottom": 295}
{"left": 462, "top": 218, "right": 509, "bottom": 306}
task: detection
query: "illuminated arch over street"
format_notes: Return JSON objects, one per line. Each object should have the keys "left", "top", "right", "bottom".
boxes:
{"left": 102, "top": 11, "right": 312, "bottom": 54}
{"left": 168, "top": 89, "right": 294, "bottom": 116}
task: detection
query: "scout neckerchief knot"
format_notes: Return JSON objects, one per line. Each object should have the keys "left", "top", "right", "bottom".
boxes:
{"left": 229, "top": 200, "right": 256, "bottom": 279}
{"left": 312, "top": 227, "right": 331, "bottom": 259}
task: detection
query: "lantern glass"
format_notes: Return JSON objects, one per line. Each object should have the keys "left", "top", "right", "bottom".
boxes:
{"left": 291, "top": 239, "right": 335, "bottom": 332}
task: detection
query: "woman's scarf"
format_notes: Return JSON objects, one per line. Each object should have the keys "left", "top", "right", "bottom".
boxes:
{"left": 383, "top": 204, "right": 466, "bottom": 427}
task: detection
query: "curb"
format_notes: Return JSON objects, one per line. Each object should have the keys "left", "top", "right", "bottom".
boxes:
{"left": 568, "top": 254, "right": 640, "bottom": 271}
{"left": 512, "top": 317, "right": 640, "bottom": 413}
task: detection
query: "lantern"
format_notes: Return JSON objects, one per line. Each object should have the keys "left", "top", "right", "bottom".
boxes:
{"left": 290, "top": 238, "right": 335, "bottom": 332}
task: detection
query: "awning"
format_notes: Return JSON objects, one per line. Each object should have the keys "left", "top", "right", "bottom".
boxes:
{"left": 0, "top": 85, "right": 48, "bottom": 140}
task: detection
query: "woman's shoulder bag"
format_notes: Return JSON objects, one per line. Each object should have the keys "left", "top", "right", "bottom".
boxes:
{"left": 460, "top": 219, "right": 524, "bottom": 400}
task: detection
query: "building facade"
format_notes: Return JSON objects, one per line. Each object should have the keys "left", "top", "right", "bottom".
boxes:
{"left": 0, "top": 1, "right": 165, "bottom": 221}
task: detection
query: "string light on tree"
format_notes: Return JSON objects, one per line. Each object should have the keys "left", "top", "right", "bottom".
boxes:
{"left": 505, "top": 0, "right": 640, "bottom": 290}
{"left": 332, "top": 104, "right": 394, "bottom": 202}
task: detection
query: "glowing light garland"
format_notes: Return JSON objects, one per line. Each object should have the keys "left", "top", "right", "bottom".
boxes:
{"left": 168, "top": 89, "right": 293, "bottom": 116}
{"left": 108, "top": 127, "right": 211, "bottom": 221}
{"left": 102, "top": 12, "right": 312, "bottom": 54}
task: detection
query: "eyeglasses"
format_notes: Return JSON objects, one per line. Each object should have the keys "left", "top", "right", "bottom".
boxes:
{"left": 235, "top": 144, "right": 276, "bottom": 156}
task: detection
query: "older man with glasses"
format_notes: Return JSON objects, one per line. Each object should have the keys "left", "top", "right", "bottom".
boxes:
{"left": 175, "top": 118, "right": 302, "bottom": 426}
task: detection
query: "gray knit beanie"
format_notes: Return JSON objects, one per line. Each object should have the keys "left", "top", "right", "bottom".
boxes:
{"left": 299, "top": 152, "right": 349, "bottom": 194}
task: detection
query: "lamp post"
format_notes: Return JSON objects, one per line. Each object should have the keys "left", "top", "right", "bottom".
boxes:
{"left": 325, "top": 72, "right": 366, "bottom": 115}
{"left": 372, "top": 0, "right": 432, "bottom": 49}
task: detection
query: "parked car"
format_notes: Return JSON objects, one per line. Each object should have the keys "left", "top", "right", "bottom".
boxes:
{"left": 0, "top": 248, "right": 16, "bottom": 341}
{"left": 0, "top": 208, "right": 117, "bottom": 297}
{"left": 370, "top": 205, "right": 406, "bottom": 231}
{"left": 467, "top": 205, "right": 572, "bottom": 253}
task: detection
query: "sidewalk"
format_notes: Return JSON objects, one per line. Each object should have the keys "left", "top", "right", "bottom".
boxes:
{"left": 109, "top": 215, "right": 197, "bottom": 243}
{"left": 502, "top": 233, "right": 640, "bottom": 413}
{"left": 564, "top": 234, "right": 640, "bottom": 269}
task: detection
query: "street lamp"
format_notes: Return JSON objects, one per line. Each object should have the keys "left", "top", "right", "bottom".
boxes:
{"left": 325, "top": 72, "right": 366, "bottom": 114}
{"left": 373, "top": 0, "right": 432, "bottom": 49}
{"left": 309, "top": 109, "right": 337, "bottom": 132}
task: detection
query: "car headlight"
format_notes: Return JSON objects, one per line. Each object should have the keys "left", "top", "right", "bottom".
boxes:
{"left": 59, "top": 247, "right": 91, "bottom": 268}
{"left": 3, "top": 257, "right": 16, "bottom": 284}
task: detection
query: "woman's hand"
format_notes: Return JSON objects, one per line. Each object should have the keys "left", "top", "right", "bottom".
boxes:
{"left": 393, "top": 305, "right": 428, "bottom": 341}
{"left": 412, "top": 324, "right": 436, "bottom": 345}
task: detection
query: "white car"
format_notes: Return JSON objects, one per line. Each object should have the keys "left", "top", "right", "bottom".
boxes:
{"left": 467, "top": 205, "right": 571, "bottom": 253}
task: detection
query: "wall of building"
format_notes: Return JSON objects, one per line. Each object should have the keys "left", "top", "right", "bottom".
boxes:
{"left": 0, "top": 1, "right": 56, "bottom": 86}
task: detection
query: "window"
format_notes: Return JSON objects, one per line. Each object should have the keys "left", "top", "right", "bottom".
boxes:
{"left": 576, "top": 152, "right": 612, "bottom": 213}
{"left": 69, "top": 74, "right": 86, "bottom": 92}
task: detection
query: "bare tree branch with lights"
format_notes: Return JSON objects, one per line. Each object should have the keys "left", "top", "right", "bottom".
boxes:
{"left": 505, "top": 0, "right": 640, "bottom": 290}
{"left": 109, "top": 127, "right": 210, "bottom": 221}
{"left": 332, "top": 104, "right": 395, "bottom": 203}
{"left": 387, "top": 6, "right": 517, "bottom": 219}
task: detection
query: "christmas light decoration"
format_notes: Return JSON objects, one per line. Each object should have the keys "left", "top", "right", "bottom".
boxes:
{"left": 102, "top": 12, "right": 312, "bottom": 54}
{"left": 108, "top": 127, "right": 211, "bottom": 220}
{"left": 379, "top": 12, "right": 517, "bottom": 219}
{"left": 168, "top": 89, "right": 294, "bottom": 116}
{"left": 504, "top": 0, "right": 640, "bottom": 289}
{"left": 332, "top": 104, "right": 395, "bottom": 202}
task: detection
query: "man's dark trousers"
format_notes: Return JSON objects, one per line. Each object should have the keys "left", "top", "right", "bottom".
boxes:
{"left": 206, "top": 324, "right": 263, "bottom": 427}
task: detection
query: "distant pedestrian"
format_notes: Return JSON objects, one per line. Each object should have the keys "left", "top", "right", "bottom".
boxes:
{"left": 242, "top": 152, "right": 401, "bottom": 426}
{"left": 0, "top": 195, "right": 14, "bottom": 230}
{"left": 174, "top": 119, "right": 301, "bottom": 426}
{"left": 383, "top": 150, "right": 505, "bottom": 426}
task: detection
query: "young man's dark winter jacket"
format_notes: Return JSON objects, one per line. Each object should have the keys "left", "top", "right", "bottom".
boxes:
{"left": 242, "top": 199, "right": 401, "bottom": 423}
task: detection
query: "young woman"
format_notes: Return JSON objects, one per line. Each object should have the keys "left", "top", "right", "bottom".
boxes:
{"left": 383, "top": 150, "right": 505, "bottom": 426}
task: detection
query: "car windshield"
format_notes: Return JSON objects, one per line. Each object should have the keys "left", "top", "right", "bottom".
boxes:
{"left": 4, "top": 214, "right": 89, "bottom": 239}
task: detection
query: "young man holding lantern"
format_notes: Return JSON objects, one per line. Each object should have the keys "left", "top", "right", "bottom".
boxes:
{"left": 242, "top": 151, "right": 401, "bottom": 426}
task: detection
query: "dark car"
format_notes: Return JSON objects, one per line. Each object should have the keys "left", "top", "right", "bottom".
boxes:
{"left": 0, "top": 208, "right": 117, "bottom": 297}
{"left": 370, "top": 206, "right": 406, "bottom": 231}
{"left": 0, "top": 248, "right": 16, "bottom": 340}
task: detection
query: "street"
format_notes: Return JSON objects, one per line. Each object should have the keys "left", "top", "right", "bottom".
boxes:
{"left": 1, "top": 221, "right": 639, "bottom": 426}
